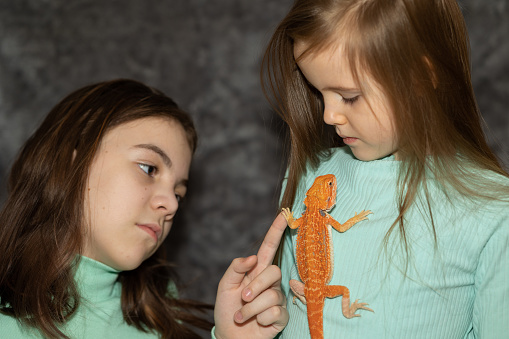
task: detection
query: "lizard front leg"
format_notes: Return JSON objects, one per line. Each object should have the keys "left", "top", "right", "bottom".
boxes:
{"left": 282, "top": 207, "right": 303, "bottom": 230}
{"left": 328, "top": 210, "right": 372, "bottom": 233}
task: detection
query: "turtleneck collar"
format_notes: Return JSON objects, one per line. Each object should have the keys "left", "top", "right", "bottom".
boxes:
{"left": 74, "top": 256, "right": 122, "bottom": 302}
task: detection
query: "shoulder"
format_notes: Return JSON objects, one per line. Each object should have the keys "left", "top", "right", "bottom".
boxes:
{"left": 0, "top": 313, "right": 42, "bottom": 338}
{"left": 427, "top": 172, "right": 509, "bottom": 256}
{"left": 444, "top": 166, "right": 509, "bottom": 222}
{"left": 478, "top": 197, "right": 509, "bottom": 241}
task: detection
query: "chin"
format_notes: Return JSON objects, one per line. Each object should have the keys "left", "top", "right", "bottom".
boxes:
{"left": 108, "top": 255, "right": 147, "bottom": 272}
{"left": 118, "top": 262, "right": 144, "bottom": 272}
{"left": 351, "top": 152, "right": 377, "bottom": 162}
{"left": 351, "top": 148, "right": 395, "bottom": 162}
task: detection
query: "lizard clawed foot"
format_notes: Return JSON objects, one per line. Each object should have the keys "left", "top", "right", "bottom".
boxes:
{"left": 289, "top": 279, "right": 306, "bottom": 305}
{"left": 292, "top": 295, "right": 307, "bottom": 305}
{"left": 281, "top": 207, "right": 293, "bottom": 221}
{"left": 342, "top": 298, "right": 374, "bottom": 319}
{"left": 281, "top": 207, "right": 295, "bottom": 226}
{"left": 354, "top": 210, "right": 373, "bottom": 222}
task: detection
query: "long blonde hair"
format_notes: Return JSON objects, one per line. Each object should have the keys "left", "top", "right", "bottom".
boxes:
{"left": 262, "top": 0, "right": 508, "bottom": 259}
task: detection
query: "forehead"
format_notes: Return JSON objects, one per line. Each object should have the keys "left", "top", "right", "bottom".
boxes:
{"left": 104, "top": 117, "right": 181, "bottom": 141}
{"left": 294, "top": 40, "right": 384, "bottom": 97}
{"left": 295, "top": 36, "right": 359, "bottom": 67}
{"left": 100, "top": 117, "right": 192, "bottom": 157}
{"left": 294, "top": 41, "right": 359, "bottom": 85}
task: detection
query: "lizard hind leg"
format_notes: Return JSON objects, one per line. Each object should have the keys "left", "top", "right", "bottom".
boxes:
{"left": 289, "top": 279, "right": 307, "bottom": 304}
{"left": 325, "top": 285, "right": 374, "bottom": 318}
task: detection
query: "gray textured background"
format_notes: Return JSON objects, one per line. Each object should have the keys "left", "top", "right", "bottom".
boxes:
{"left": 0, "top": 0, "right": 507, "bottom": 328}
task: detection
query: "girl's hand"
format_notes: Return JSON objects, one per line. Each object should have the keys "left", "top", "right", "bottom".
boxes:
{"left": 214, "top": 213, "right": 288, "bottom": 339}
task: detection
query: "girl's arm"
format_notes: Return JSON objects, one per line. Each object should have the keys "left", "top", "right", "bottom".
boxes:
{"left": 213, "top": 214, "right": 289, "bottom": 339}
{"left": 472, "top": 215, "right": 509, "bottom": 337}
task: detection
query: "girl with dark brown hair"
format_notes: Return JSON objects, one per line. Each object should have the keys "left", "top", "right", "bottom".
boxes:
{"left": 262, "top": 0, "right": 509, "bottom": 338}
{"left": 0, "top": 79, "right": 288, "bottom": 338}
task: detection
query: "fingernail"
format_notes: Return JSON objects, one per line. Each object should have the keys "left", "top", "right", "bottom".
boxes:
{"left": 243, "top": 288, "right": 252, "bottom": 299}
{"left": 234, "top": 311, "right": 243, "bottom": 322}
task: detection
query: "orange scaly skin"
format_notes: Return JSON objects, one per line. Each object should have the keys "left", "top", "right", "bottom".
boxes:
{"left": 282, "top": 174, "right": 373, "bottom": 339}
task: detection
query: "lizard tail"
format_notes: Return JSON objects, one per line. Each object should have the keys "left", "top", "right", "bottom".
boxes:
{"left": 307, "top": 299, "right": 324, "bottom": 339}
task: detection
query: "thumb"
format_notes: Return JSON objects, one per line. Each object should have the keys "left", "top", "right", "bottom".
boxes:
{"left": 219, "top": 255, "right": 258, "bottom": 290}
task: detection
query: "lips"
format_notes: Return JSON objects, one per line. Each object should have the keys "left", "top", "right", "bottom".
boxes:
{"left": 137, "top": 223, "right": 162, "bottom": 242}
{"left": 342, "top": 137, "right": 358, "bottom": 144}
{"left": 337, "top": 131, "right": 358, "bottom": 145}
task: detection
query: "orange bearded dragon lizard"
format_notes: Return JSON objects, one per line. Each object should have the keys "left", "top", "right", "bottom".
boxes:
{"left": 282, "top": 174, "right": 373, "bottom": 339}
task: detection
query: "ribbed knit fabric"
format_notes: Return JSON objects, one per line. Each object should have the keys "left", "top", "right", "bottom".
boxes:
{"left": 277, "top": 147, "right": 509, "bottom": 339}
{"left": 0, "top": 256, "right": 161, "bottom": 338}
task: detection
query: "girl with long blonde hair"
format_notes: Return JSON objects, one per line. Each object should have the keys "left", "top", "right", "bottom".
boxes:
{"left": 262, "top": 0, "right": 509, "bottom": 337}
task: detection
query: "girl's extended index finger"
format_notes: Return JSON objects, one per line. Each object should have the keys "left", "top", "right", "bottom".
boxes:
{"left": 256, "top": 213, "right": 288, "bottom": 269}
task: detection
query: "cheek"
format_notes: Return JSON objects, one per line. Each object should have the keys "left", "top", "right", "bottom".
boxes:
{"left": 86, "top": 174, "right": 146, "bottom": 225}
{"left": 378, "top": 106, "right": 397, "bottom": 138}
{"left": 379, "top": 114, "right": 398, "bottom": 145}
{"left": 370, "top": 109, "right": 396, "bottom": 141}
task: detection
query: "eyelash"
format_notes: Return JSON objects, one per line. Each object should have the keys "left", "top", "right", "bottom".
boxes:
{"left": 342, "top": 96, "right": 360, "bottom": 105}
{"left": 309, "top": 83, "right": 360, "bottom": 107}
{"left": 138, "top": 163, "right": 157, "bottom": 177}
{"left": 138, "top": 163, "right": 185, "bottom": 202}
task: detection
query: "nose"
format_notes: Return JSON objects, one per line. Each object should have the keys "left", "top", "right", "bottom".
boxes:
{"left": 323, "top": 101, "right": 348, "bottom": 126}
{"left": 150, "top": 190, "right": 179, "bottom": 217}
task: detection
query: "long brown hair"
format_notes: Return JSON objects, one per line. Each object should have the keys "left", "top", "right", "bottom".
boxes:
{"left": 262, "top": 0, "right": 508, "bottom": 261}
{"left": 0, "top": 79, "right": 212, "bottom": 338}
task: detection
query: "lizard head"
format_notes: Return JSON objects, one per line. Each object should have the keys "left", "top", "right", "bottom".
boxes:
{"left": 306, "top": 174, "right": 337, "bottom": 211}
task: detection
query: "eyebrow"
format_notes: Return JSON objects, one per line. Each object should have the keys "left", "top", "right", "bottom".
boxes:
{"left": 299, "top": 70, "right": 361, "bottom": 94}
{"left": 131, "top": 143, "right": 189, "bottom": 187}
{"left": 132, "top": 144, "right": 172, "bottom": 169}
{"left": 323, "top": 85, "right": 361, "bottom": 94}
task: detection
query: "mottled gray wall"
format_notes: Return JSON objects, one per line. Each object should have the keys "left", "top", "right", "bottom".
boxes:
{"left": 0, "top": 0, "right": 290, "bottom": 323}
{"left": 0, "top": 0, "right": 507, "bottom": 323}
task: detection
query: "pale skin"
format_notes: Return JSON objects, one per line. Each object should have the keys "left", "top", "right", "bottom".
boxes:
{"left": 81, "top": 117, "right": 289, "bottom": 337}
{"left": 214, "top": 213, "right": 289, "bottom": 339}
{"left": 294, "top": 41, "right": 399, "bottom": 161}
{"left": 82, "top": 117, "right": 192, "bottom": 271}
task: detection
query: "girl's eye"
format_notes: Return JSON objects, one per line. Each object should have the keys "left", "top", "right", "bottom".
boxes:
{"left": 342, "top": 96, "right": 360, "bottom": 105}
{"left": 138, "top": 163, "right": 157, "bottom": 176}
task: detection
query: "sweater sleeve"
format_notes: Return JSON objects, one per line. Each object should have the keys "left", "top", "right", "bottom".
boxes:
{"left": 472, "top": 213, "right": 509, "bottom": 338}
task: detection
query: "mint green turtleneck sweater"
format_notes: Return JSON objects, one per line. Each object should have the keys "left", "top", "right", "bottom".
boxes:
{"left": 0, "top": 256, "right": 161, "bottom": 338}
{"left": 278, "top": 147, "right": 509, "bottom": 339}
